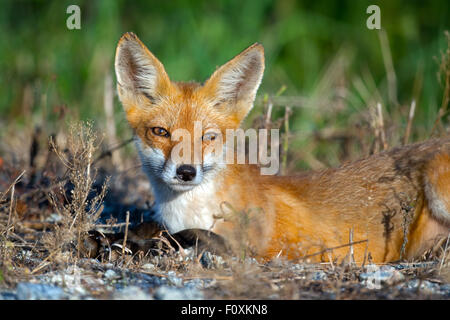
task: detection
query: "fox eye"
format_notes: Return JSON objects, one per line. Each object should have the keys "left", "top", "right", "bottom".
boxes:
{"left": 150, "top": 127, "right": 170, "bottom": 138}
{"left": 202, "top": 132, "right": 218, "bottom": 141}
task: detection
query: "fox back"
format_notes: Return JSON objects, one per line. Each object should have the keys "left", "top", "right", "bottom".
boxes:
{"left": 115, "top": 32, "right": 450, "bottom": 263}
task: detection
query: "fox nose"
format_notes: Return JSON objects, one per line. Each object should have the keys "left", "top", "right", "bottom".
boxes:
{"left": 176, "top": 165, "right": 197, "bottom": 182}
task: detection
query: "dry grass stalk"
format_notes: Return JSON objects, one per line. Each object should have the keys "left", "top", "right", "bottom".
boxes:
{"left": 0, "top": 170, "right": 26, "bottom": 204}
{"left": 281, "top": 106, "right": 291, "bottom": 175}
{"left": 403, "top": 100, "right": 416, "bottom": 145}
{"left": 264, "top": 96, "right": 273, "bottom": 129}
{"left": 122, "top": 211, "right": 130, "bottom": 257}
{"left": 378, "top": 29, "right": 398, "bottom": 107}
{"left": 361, "top": 237, "right": 369, "bottom": 268}
{"left": 376, "top": 102, "right": 388, "bottom": 150}
{"left": 348, "top": 227, "right": 356, "bottom": 267}
{"left": 439, "top": 235, "right": 450, "bottom": 275}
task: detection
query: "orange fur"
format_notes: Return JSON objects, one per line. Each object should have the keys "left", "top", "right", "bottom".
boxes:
{"left": 114, "top": 32, "right": 450, "bottom": 263}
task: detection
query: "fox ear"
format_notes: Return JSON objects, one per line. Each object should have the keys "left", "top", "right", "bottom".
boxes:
{"left": 202, "top": 43, "right": 265, "bottom": 121}
{"left": 115, "top": 32, "right": 171, "bottom": 108}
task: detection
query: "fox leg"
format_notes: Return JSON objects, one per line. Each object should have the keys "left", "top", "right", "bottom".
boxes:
{"left": 82, "top": 222, "right": 230, "bottom": 258}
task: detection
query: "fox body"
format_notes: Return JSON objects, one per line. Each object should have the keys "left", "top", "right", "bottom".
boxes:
{"left": 115, "top": 32, "right": 450, "bottom": 263}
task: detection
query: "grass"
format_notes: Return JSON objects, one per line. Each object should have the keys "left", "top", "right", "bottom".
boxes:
{"left": 0, "top": 117, "right": 448, "bottom": 298}
{"left": 0, "top": 26, "right": 449, "bottom": 299}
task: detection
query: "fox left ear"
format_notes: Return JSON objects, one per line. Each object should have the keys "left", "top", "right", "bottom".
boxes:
{"left": 114, "top": 32, "right": 171, "bottom": 112}
{"left": 202, "top": 43, "right": 265, "bottom": 122}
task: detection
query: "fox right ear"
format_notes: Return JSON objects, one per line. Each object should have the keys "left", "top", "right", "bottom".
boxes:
{"left": 202, "top": 43, "right": 265, "bottom": 123}
{"left": 114, "top": 32, "right": 171, "bottom": 109}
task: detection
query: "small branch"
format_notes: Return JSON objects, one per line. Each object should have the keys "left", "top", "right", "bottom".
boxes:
{"left": 300, "top": 239, "right": 368, "bottom": 261}
{"left": 1, "top": 170, "right": 26, "bottom": 203}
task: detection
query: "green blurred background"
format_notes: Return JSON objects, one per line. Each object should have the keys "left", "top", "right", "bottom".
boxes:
{"left": 0, "top": 0, "right": 449, "bottom": 169}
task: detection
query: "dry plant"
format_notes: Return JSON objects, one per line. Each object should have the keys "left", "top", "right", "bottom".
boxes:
{"left": 43, "top": 121, "right": 109, "bottom": 263}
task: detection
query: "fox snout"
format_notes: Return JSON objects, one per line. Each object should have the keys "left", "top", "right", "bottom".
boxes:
{"left": 162, "top": 160, "right": 204, "bottom": 192}
{"left": 176, "top": 164, "right": 197, "bottom": 182}
{"left": 137, "top": 142, "right": 206, "bottom": 192}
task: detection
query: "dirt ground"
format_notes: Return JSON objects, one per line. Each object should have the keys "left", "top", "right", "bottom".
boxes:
{"left": 0, "top": 123, "right": 449, "bottom": 300}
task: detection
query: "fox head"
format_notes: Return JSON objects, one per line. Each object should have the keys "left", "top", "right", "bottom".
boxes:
{"left": 114, "top": 32, "right": 264, "bottom": 194}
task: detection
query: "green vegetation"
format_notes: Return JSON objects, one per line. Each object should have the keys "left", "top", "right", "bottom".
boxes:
{"left": 0, "top": 1, "right": 449, "bottom": 300}
{"left": 0, "top": 0, "right": 449, "bottom": 168}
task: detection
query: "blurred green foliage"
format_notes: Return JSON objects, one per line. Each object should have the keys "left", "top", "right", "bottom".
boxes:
{"left": 0, "top": 0, "right": 448, "bottom": 154}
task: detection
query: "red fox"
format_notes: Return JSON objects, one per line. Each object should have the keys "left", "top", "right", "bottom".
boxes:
{"left": 113, "top": 32, "right": 450, "bottom": 264}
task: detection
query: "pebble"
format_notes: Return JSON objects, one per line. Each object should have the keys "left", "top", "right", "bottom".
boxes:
{"left": 142, "top": 263, "right": 156, "bottom": 271}
{"left": 402, "top": 280, "right": 441, "bottom": 294}
{"left": 16, "top": 283, "right": 65, "bottom": 300}
{"left": 200, "top": 251, "right": 214, "bottom": 269}
{"left": 45, "top": 213, "right": 62, "bottom": 223}
{"left": 0, "top": 292, "right": 18, "bottom": 300}
{"left": 40, "top": 268, "right": 89, "bottom": 297}
{"left": 112, "top": 286, "right": 152, "bottom": 300}
{"left": 359, "top": 264, "right": 405, "bottom": 289}
{"left": 439, "top": 284, "right": 450, "bottom": 296}
{"left": 153, "top": 285, "right": 204, "bottom": 300}
{"left": 104, "top": 269, "right": 120, "bottom": 280}
{"left": 133, "top": 272, "right": 165, "bottom": 287}
{"left": 291, "top": 264, "right": 306, "bottom": 271}
{"left": 166, "top": 271, "right": 183, "bottom": 287}
{"left": 184, "top": 278, "right": 208, "bottom": 290}
{"left": 200, "top": 251, "right": 227, "bottom": 269}
{"left": 309, "top": 271, "right": 328, "bottom": 281}
{"left": 2, "top": 261, "right": 447, "bottom": 300}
